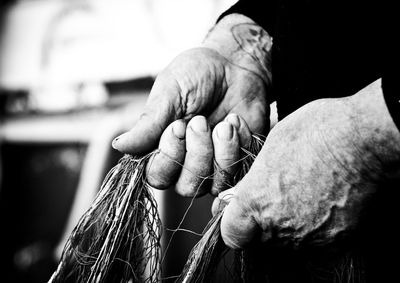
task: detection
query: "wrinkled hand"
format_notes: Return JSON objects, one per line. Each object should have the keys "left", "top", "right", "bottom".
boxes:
{"left": 219, "top": 79, "right": 400, "bottom": 249}
{"left": 113, "top": 14, "right": 272, "bottom": 196}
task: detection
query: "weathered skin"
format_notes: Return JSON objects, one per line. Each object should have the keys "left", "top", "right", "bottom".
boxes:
{"left": 113, "top": 12, "right": 400, "bottom": 251}
{"left": 220, "top": 79, "right": 400, "bottom": 249}
{"left": 113, "top": 14, "right": 273, "bottom": 197}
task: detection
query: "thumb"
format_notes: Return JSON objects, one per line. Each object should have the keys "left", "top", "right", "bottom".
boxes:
{"left": 220, "top": 183, "right": 260, "bottom": 249}
{"left": 112, "top": 75, "right": 182, "bottom": 154}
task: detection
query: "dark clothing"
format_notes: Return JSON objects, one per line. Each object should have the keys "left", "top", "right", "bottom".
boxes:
{"left": 219, "top": 2, "right": 399, "bottom": 282}
{"left": 220, "top": 0, "right": 398, "bottom": 125}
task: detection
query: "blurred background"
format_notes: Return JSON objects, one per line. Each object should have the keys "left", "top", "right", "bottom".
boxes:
{"left": 0, "top": 0, "right": 235, "bottom": 282}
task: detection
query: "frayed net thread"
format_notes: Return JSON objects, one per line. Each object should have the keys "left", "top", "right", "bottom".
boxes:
{"left": 176, "top": 134, "right": 265, "bottom": 283}
{"left": 49, "top": 134, "right": 264, "bottom": 283}
{"left": 49, "top": 153, "right": 162, "bottom": 283}
{"left": 49, "top": 133, "right": 363, "bottom": 283}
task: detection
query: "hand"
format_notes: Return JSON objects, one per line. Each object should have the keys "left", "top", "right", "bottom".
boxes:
{"left": 219, "top": 79, "right": 400, "bottom": 249}
{"left": 112, "top": 14, "right": 273, "bottom": 196}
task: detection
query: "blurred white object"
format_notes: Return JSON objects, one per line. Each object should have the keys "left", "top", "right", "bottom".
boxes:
{"left": 0, "top": 0, "right": 235, "bottom": 90}
{"left": 29, "top": 82, "right": 109, "bottom": 113}
{"left": 0, "top": 91, "right": 154, "bottom": 262}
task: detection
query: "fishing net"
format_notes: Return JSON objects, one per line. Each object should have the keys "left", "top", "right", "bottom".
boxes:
{"left": 48, "top": 134, "right": 263, "bottom": 283}
{"left": 176, "top": 135, "right": 264, "bottom": 283}
{"left": 49, "top": 153, "right": 162, "bottom": 283}
{"left": 48, "top": 132, "right": 363, "bottom": 283}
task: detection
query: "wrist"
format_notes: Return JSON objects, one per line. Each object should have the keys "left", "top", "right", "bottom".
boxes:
{"left": 347, "top": 79, "right": 400, "bottom": 173}
{"left": 202, "top": 14, "right": 273, "bottom": 86}
{"left": 382, "top": 74, "right": 400, "bottom": 132}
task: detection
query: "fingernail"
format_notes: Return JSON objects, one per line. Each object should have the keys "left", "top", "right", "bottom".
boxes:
{"left": 190, "top": 116, "right": 208, "bottom": 132}
{"left": 217, "top": 122, "right": 234, "bottom": 140}
{"left": 218, "top": 188, "right": 236, "bottom": 201}
{"left": 112, "top": 136, "right": 121, "bottom": 149}
{"left": 172, "top": 120, "right": 186, "bottom": 139}
{"left": 226, "top": 114, "right": 241, "bottom": 129}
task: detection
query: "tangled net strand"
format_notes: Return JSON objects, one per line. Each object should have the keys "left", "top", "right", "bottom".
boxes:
{"left": 49, "top": 154, "right": 162, "bottom": 283}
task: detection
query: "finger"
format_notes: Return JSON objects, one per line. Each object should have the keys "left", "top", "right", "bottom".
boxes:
{"left": 211, "top": 188, "right": 235, "bottom": 216}
{"left": 211, "top": 122, "right": 240, "bottom": 195}
{"left": 145, "top": 120, "right": 186, "bottom": 189}
{"left": 224, "top": 113, "right": 252, "bottom": 149}
{"left": 233, "top": 98, "right": 269, "bottom": 135}
{"left": 220, "top": 185, "right": 259, "bottom": 249}
{"left": 175, "top": 116, "right": 213, "bottom": 197}
{"left": 208, "top": 97, "right": 268, "bottom": 136}
{"left": 112, "top": 74, "right": 181, "bottom": 154}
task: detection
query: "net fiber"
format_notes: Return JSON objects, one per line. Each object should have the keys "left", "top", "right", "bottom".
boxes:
{"left": 49, "top": 135, "right": 264, "bottom": 282}
{"left": 49, "top": 154, "right": 162, "bottom": 283}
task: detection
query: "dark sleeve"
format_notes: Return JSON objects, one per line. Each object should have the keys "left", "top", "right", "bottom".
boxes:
{"left": 218, "top": 0, "right": 400, "bottom": 133}
{"left": 381, "top": 5, "right": 400, "bottom": 132}
{"left": 382, "top": 72, "right": 400, "bottom": 131}
{"left": 217, "top": 0, "right": 277, "bottom": 37}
